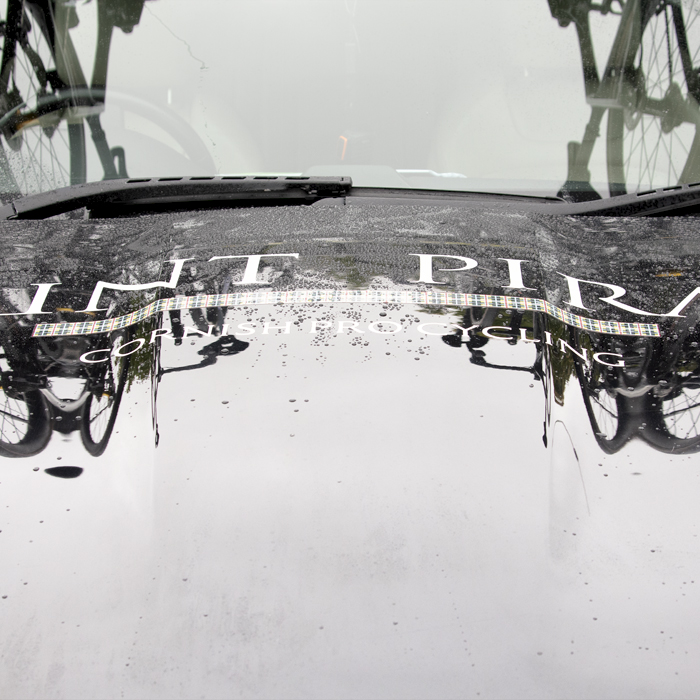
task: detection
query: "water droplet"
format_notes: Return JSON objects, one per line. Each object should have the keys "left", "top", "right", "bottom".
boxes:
{"left": 46, "top": 467, "right": 83, "bottom": 479}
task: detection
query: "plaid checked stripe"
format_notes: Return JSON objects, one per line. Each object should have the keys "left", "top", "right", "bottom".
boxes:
{"left": 31, "top": 289, "right": 661, "bottom": 338}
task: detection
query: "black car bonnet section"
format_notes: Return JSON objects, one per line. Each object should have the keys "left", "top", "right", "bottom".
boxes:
{"left": 0, "top": 176, "right": 352, "bottom": 220}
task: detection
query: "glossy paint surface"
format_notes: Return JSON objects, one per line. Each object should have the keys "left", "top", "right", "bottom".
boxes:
{"left": 0, "top": 204, "right": 699, "bottom": 698}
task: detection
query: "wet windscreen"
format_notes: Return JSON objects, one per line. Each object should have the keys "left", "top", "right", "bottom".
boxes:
{"left": 3, "top": 0, "right": 700, "bottom": 199}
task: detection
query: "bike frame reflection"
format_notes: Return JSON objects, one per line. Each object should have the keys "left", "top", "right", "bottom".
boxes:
{"left": 0, "top": 305, "right": 249, "bottom": 461}
{"left": 443, "top": 306, "right": 700, "bottom": 454}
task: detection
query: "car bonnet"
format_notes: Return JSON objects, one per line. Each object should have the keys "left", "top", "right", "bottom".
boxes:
{"left": 0, "top": 203, "right": 699, "bottom": 698}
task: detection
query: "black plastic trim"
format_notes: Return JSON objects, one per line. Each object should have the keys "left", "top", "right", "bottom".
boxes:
{"left": 3, "top": 177, "right": 700, "bottom": 219}
{"left": 545, "top": 182, "right": 700, "bottom": 216}
{"left": 0, "top": 176, "right": 352, "bottom": 220}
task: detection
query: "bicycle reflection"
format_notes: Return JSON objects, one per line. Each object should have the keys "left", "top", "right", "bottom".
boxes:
{"left": 442, "top": 307, "right": 700, "bottom": 455}
{"left": 0, "top": 309, "right": 249, "bottom": 463}
{"left": 550, "top": 0, "right": 700, "bottom": 199}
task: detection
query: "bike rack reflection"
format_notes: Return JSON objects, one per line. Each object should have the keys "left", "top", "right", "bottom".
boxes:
{"left": 0, "top": 307, "right": 249, "bottom": 462}
{"left": 442, "top": 306, "right": 700, "bottom": 455}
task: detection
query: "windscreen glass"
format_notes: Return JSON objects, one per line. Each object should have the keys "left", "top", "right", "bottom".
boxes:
{"left": 2, "top": 0, "right": 700, "bottom": 198}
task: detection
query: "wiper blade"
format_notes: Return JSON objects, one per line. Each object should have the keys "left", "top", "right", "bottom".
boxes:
{"left": 549, "top": 182, "right": 700, "bottom": 216}
{"left": 0, "top": 176, "right": 352, "bottom": 220}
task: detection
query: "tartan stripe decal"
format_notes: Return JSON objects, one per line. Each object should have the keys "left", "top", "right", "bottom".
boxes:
{"left": 31, "top": 289, "right": 661, "bottom": 338}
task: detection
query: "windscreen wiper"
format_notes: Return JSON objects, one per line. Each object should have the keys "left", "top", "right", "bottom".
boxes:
{"left": 0, "top": 176, "right": 352, "bottom": 220}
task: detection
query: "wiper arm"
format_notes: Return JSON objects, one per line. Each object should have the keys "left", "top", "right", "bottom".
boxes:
{"left": 0, "top": 176, "right": 352, "bottom": 220}
{"left": 549, "top": 182, "right": 700, "bottom": 216}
